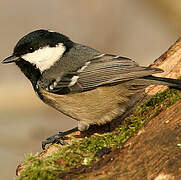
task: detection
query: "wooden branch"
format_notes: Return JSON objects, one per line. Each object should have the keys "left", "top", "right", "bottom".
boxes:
{"left": 146, "top": 38, "right": 181, "bottom": 95}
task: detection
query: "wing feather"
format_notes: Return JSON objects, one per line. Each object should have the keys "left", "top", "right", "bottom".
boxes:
{"left": 45, "top": 54, "right": 163, "bottom": 94}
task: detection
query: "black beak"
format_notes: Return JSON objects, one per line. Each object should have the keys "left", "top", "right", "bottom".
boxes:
{"left": 2, "top": 55, "right": 20, "bottom": 64}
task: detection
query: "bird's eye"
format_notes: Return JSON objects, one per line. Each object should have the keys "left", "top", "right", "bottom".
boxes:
{"left": 29, "top": 47, "right": 35, "bottom": 53}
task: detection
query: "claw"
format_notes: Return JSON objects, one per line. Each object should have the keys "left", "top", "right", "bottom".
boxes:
{"left": 42, "top": 140, "right": 47, "bottom": 150}
{"left": 42, "top": 132, "right": 68, "bottom": 150}
{"left": 41, "top": 127, "right": 78, "bottom": 150}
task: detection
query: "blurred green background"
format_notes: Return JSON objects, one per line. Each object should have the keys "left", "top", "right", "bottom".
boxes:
{"left": 0, "top": 0, "right": 180, "bottom": 179}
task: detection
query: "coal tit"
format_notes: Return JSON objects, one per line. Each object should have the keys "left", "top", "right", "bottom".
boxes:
{"left": 2, "top": 29, "right": 181, "bottom": 149}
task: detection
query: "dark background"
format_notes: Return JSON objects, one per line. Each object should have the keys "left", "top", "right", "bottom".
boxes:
{"left": 0, "top": 1, "right": 180, "bottom": 179}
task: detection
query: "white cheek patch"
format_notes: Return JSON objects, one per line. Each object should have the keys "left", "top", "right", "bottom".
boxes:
{"left": 21, "top": 43, "right": 66, "bottom": 72}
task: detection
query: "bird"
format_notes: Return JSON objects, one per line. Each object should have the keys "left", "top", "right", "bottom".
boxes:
{"left": 2, "top": 29, "right": 181, "bottom": 149}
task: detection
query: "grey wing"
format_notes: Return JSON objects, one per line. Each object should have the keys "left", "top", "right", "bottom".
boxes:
{"left": 45, "top": 54, "right": 163, "bottom": 94}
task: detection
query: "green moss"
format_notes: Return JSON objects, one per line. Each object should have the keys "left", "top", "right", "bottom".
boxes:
{"left": 16, "top": 89, "right": 181, "bottom": 180}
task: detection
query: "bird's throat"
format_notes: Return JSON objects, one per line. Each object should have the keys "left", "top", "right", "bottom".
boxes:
{"left": 15, "top": 59, "right": 41, "bottom": 87}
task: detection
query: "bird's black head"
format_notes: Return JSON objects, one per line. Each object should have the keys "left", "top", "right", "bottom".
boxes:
{"left": 2, "top": 29, "right": 74, "bottom": 72}
{"left": 13, "top": 29, "right": 73, "bottom": 57}
{"left": 2, "top": 29, "right": 74, "bottom": 85}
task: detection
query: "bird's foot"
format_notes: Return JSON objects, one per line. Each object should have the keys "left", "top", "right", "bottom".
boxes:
{"left": 42, "top": 132, "right": 68, "bottom": 150}
{"left": 42, "top": 127, "right": 78, "bottom": 150}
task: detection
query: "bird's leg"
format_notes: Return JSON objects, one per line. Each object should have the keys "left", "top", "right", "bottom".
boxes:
{"left": 77, "top": 121, "right": 89, "bottom": 131}
{"left": 42, "top": 127, "right": 78, "bottom": 150}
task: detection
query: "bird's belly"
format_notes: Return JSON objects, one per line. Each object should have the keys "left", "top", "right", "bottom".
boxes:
{"left": 38, "top": 83, "right": 144, "bottom": 125}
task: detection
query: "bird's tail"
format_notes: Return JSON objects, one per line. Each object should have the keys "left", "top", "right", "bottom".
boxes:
{"left": 142, "top": 75, "right": 181, "bottom": 90}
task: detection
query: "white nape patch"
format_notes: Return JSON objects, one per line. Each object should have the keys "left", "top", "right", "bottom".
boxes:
{"left": 21, "top": 43, "right": 66, "bottom": 72}
{"left": 77, "top": 61, "right": 91, "bottom": 72}
{"left": 68, "top": 76, "right": 79, "bottom": 87}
